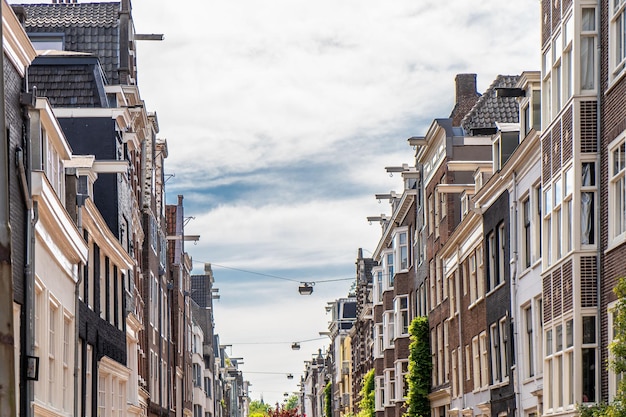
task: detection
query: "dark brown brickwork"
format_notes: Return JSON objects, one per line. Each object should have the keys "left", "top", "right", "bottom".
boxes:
{"left": 449, "top": 74, "right": 480, "bottom": 127}
{"left": 542, "top": 131, "right": 552, "bottom": 182}
{"left": 542, "top": 0, "right": 551, "bottom": 47}
{"left": 552, "top": 120, "right": 562, "bottom": 175}
{"left": 562, "top": 105, "right": 573, "bottom": 162}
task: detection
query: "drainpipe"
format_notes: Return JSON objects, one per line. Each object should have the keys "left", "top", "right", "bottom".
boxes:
{"left": 510, "top": 171, "right": 522, "bottom": 417}
{"left": 74, "top": 194, "right": 88, "bottom": 417}
{"left": 16, "top": 146, "right": 36, "bottom": 417}
{"left": 0, "top": 0, "right": 16, "bottom": 410}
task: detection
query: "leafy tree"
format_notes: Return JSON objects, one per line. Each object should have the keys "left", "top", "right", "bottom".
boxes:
{"left": 403, "top": 316, "right": 431, "bottom": 417}
{"left": 324, "top": 381, "right": 332, "bottom": 417}
{"left": 249, "top": 399, "right": 272, "bottom": 417}
{"left": 578, "top": 277, "right": 626, "bottom": 417}
{"left": 285, "top": 394, "right": 299, "bottom": 411}
{"left": 357, "top": 369, "right": 375, "bottom": 417}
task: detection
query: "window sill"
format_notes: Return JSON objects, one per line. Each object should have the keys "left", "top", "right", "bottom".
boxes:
{"left": 468, "top": 296, "right": 484, "bottom": 311}
{"left": 607, "top": 66, "right": 626, "bottom": 95}
{"left": 489, "top": 379, "right": 509, "bottom": 389}
{"left": 605, "top": 233, "right": 626, "bottom": 255}
{"left": 486, "top": 281, "right": 506, "bottom": 297}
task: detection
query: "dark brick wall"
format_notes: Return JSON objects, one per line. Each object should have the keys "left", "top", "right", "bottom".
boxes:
{"left": 6, "top": 58, "right": 26, "bottom": 305}
{"left": 482, "top": 191, "right": 515, "bottom": 411}
{"left": 600, "top": 0, "right": 626, "bottom": 402}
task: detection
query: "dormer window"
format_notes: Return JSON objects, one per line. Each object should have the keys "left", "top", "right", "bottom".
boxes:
{"left": 28, "top": 33, "right": 64, "bottom": 51}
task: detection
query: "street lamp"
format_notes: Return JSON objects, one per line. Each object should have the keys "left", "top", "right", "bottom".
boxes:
{"left": 298, "top": 282, "right": 314, "bottom": 295}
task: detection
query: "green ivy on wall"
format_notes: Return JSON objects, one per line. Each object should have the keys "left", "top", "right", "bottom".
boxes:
{"left": 403, "top": 316, "right": 431, "bottom": 417}
{"left": 357, "top": 369, "right": 375, "bottom": 417}
{"left": 324, "top": 381, "right": 332, "bottom": 417}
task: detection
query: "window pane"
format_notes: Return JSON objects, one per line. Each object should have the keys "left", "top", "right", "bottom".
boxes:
{"left": 583, "top": 316, "right": 596, "bottom": 344}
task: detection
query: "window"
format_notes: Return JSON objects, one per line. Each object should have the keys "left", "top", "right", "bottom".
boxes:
{"left": 394, "top": 296, "right": 409, "bottom": 336}
{"left": 373, "top": 267, "right": 383, "bottom": 303}
{"left": 395, "top": 230, "right": 409, "bottom": 271}
{"left": 205, "top": 377, "right": 212, "bottom": 398}
{"left": 564, "top": 167, "right": 574, "bottom": 253}
{"left": 449, "top": 271, "right": 458, "bottom": 317}
{"left": 98, "top": 375, "right": 106, "bottom": 416}
{"left": 487, "top": 225, "right": 505, "bottom": 291}
{"left": 522, "top": 197, "right": 531, "bottom": 268}
{"left": 581, "top": 8, "right": 597, "bottom": 90}
{"left": 383, "top": 311, "right": 395, "bottom": 349}
{"left": 428, "top": 193, "right": 434, "bottom": 236}
{"left": 472, "top": 336, "right": 481, "bottom": 391}
{"left": 582, "top": 316, "right": 597, "bottom": 403}
{"left": 488, "top": 319, "right": 509, "bottom": 385}
{"left": 385, "top": 252, "right": 394, "bottom": 288}
{"left": 451, "top": 348, "right": 459, "bottom": 398}
{"left": 543, "top": 46, "right": 553, "bottom": 122}
{"left": 375, "top": 376, "right": 384, "bottom": 410}
{"left": 396, "top": 361, "right": 409, "bottom": 400}
{"left": 63, "top": 316, "right": 71, "bottom": 411}
{"left": 581, "top": 162, "right": 596, "bottom": 245}
{"left": 480, "top": 331, "right": 489, "bottom": 388}
{"left": 610, "top": 137, "right": 626, "bottom": 242}
{"left": 437, "top": 324, "right": 443, "bottom": 385}
{"left": 375, "top": 324, "right": 384, "bottom": 358}
{"left": 611, "top": 0, "right": 626, "bottom": 79}
{"left": 29, "top": 33, "right": 64, "bottom": 50}
{"left": 608, "top": 302, "right": 624, "bottom": 401}
{"left": 524, "top": 304, "right": 535, "bottom": 378}
{"left": 385, "top": 369, "right": 396, "bottom": 404}
{"left": 49, "top": 302, "right": 58, "bottom": 404}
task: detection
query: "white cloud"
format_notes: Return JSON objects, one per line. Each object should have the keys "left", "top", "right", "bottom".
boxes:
{"left": 130, "top": 0, "right": 540, "bottom": 404}
{"left": 10, "top": 0, "right": 540, "bottom": 405}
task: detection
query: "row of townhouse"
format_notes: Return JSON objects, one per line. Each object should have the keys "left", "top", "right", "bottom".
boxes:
{"left": 0, "top": 1, "right": 248, "bottom": 417}
{"left": 301, "top": 1, "right": 626, "bottom": 417}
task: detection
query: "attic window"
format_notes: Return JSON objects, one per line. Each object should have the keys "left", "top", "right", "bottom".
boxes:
{"left": 28, "top": 33, "right": 64, "bottom": 51}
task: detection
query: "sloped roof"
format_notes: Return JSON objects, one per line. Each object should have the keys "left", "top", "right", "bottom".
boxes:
{"left": 20, "top": 3, "right": 120, "bottom": 28}
{"left": 461, "top": 74, "right": 520, "bottom": 134}
{"left": 20, "top": 3, "right": 121, "bottom": 84}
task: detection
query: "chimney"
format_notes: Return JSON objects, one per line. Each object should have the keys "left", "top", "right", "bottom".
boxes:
{"left": 450, "top": 73, "right": 480, "bottom": 127}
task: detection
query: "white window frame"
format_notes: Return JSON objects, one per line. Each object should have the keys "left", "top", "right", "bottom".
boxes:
{"left": 375, "top": 376, "right": 385, "bottom": 411}
{"left": 610, "top": 0, "right": 626, "bottom": 82}
{"left": 580, "top": 7, "right": 597, "bottom": 92}
{"left": 394, "top": 228, "right": 410, "bottom": 272}
{"left": 394, "top": 296, "right": 409, "bottom": 337}
{"left": 608, "top": 301, "right": 624, "bottom": 401}
{"left": 609, "top": 134, "right": 626, "bottom": 247}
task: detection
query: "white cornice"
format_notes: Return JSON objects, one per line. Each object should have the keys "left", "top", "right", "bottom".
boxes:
{"left": 2, "top": 0, "right": 37, "bottom": 76}
{"left": 36, "top": 98, "right": 73, "bottom": 159}
{"left": 31, "top": 171, "right": 88, "bottom": 265}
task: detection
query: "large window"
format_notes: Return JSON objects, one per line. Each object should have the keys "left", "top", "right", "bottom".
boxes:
{"left": 486, "top": 224, "right": 505, "bottom": 291}
{"left": 394, "top": 229, "right": 409, "bottom": 271}
{"left": 581, "top": 8, "right": 597, "bottom": 91}
{"left": 522, "top": 197, "right": 532, "bottom": 268}
{"left": 582, "top": 316, "right": 597, "bottom": 403}
{"left": 522, "top": 304, "right": 535, "bottom": 378}
{"left": 394, "top": 296, "right": 409, "bottom": 336}
{"left": 610, "top": 136, "right": 626, "bottom": 243}
{"left": 611, "top": 0, "right": 626, "bottom": 80}
{"left": 581, "top": 162, "right": 596, "bottom": 245}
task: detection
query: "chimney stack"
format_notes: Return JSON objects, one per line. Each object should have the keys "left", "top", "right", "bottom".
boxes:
{"left": 450, "top": 73, "right": 480, "bottom": 127}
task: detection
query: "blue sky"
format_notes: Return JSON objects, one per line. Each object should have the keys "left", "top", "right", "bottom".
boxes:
{"left": 13, "top": 0, "right": 541, "bottom": 405}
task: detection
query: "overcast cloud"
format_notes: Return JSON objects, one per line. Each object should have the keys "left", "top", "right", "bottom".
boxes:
{"left": 12, "top": 0, "right": 540, "bottom": 405}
